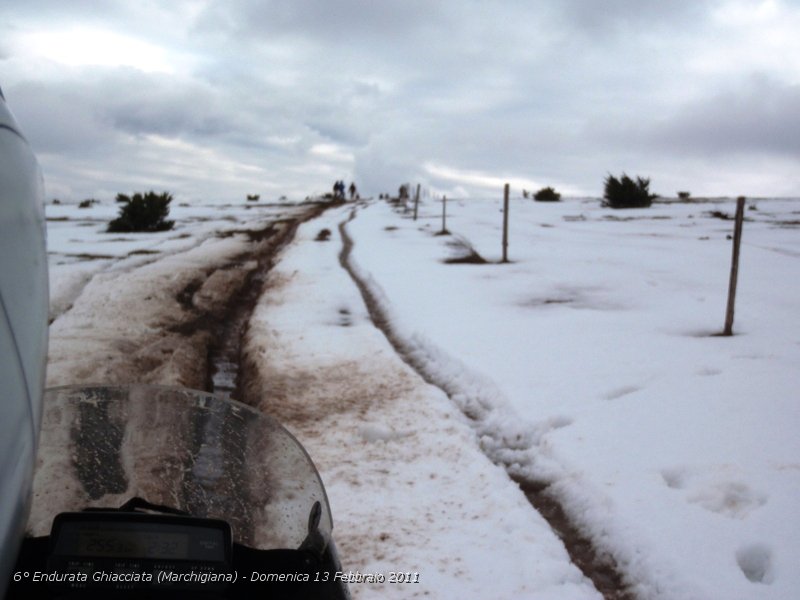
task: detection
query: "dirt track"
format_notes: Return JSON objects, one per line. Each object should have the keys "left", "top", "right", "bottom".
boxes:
{"left": 45, "top": 203, "right": 331, "bottom": 391}
{"left": 33, "top": 202, "right": 335, "bottom": 539}
{"left": 39, "top": 199, "right": 634, "bottom": 598}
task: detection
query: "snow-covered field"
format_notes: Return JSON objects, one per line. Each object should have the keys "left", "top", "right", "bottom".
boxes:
{"left": 344, "top": 196, "right": 800, "bottom": 599}
{"left": 46, "top": 200, "right": 298, "bottom": 324}
{"left": 39, "top": 195, "right": 800, "bottom": 599}
{"left": 44, "top": 199, "right": 313, "bottom": 388}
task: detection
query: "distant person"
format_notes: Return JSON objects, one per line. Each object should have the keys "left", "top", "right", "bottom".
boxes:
{"left": 349, "top": 182, "right": 357, "bottom": 200}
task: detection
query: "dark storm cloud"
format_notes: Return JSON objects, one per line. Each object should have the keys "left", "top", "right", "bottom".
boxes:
{"left": 628, "top": 76, "right": 800, "bottom": 158}
{"left": 8, "top": 81, "right": 119, "bottom": 155}
{"left": 9, "top": 72, "right": 232, "bottom": 151}
{"left": 105, "top": 81, "right": 232, "bottom": 138}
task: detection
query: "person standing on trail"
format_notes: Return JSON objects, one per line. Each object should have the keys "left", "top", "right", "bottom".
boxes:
{"left": 349, "top": 182, "right": 357, "bottom": 200}
{"left": 334, "top": 181, "right": 345, "bottom": 199}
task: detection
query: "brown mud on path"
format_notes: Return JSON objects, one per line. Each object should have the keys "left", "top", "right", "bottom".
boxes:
{"left": 45, "top": 202, "right": 334, "bottom": 391}
{"left": 515, "top": 479, "right": 638, "bottom": 600}
{"left": 32, "top": 201, "right": 338, "bottom": 540}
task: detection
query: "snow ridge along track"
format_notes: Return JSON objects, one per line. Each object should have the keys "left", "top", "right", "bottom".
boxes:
{"left": 238, "top": 203, "right": 600, "bottom": 598}
{"left": 338, "top": 206, "right": 637, "bottom": 600}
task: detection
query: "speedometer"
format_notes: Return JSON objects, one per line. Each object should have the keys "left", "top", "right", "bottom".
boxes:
{"left": 47, "top": 511, "right": 232, "bottom": 593}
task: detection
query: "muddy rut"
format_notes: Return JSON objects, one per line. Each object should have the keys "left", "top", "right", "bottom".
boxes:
{"left": 34, "top": 201, "right": 336, "bottom": 542}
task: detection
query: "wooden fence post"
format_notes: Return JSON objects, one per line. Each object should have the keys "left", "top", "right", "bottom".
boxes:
{"left": 723, "top": 196, "right": 746, "bottom": 336}
{"left": 502, "top": 183, "right": 510, "bottom": 263}
{"left": 413, "top": 184, "right": 420, "bottom": 221}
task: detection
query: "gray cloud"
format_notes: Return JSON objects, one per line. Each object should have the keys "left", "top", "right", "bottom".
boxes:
{"left": 645, "top": 76, "right": 800, "bottom": 157}
{"left": 553, "top": 0, "right": 717, "bottom": 36}
{"left": 1, "top": 0, "right": 798, "bottom": 201}
{"left": 8, "top": 81, "right": 119, "bottom": 155}
{"left": 195, "top": 0, "right": 444, "bottom": 44}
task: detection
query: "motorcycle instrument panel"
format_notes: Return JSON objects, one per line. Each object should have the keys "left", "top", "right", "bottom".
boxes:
{"left": 47, "top": 511, "right": 232, "bottom": 592}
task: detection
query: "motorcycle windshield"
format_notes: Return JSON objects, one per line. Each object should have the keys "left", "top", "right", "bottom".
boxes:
{"left": 28, "top": 385, "right": 333, "bottom": 553}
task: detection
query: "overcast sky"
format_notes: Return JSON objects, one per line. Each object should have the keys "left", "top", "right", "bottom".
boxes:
{"left": 2, "top": 0, "right": 799, "bottom": 202}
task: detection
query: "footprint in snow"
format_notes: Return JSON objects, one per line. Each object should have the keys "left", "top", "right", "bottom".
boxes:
{"left": 687, "top": 481, "right": 767, "bottom": 519}
{"left": 603, "top": 385, "right": 641, "bottom": 401}
{"left": 660, "top": 467, "right": 686, "bottom": 490}
{"left": 695, "top": 367, "right": 722, "bottom": 376}
{"left": 736, "top": 543, "right": 774, "bottom": 584}
{"left": 660, "top": 468, "right": 767, "bottom": 518}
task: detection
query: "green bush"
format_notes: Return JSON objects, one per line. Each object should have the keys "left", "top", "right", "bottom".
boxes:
{"left": 533, "top": 186, "right": 561, "bottom": 202}
{"left": 603, "top": 174, "right": 655, "bottom": 208}
{"left": 108, "top": 191, "right": 175, "bottom": 232}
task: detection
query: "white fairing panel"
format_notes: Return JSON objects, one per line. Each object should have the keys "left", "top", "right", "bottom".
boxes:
{"left": 0, "top": 91, "right": 48, "bottom": 594}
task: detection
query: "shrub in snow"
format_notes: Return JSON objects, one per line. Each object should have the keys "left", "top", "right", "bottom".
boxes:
{"left": 533, "top": 187, "right": 561, "bottom": 202}
{"left": 108, "top": 191, "right": 175, "bottom": 232}
{"left": 603, "top": 174, "right": 655, "bottom": 208}
{"left": 678, "top": 191, "right": 691, "bottom": 200}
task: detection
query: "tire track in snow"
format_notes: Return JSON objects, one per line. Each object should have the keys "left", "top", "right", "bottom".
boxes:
{"left": 337, "top": 206, "right": 637, "bottom": 600}
{"left": 178, "top": 203, "right": 334, "bottom": 543}
{"left": 238, "top": 205, "right": 601, "bottom": 598}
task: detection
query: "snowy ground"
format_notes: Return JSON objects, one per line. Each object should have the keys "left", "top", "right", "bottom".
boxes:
{"left": 40, "top": 199, "right": 599, "bottom": 598}
{"left": 35, "top": 198, "right": 323, "bottom": 538}
{"left": 38, "top": 195, "right": 800, "bottom": 599}
{"left": 46, "top": 200, "right": 302, "bottom": 325}
{"left": 44, "top": 199, "right": 310, "bottom": 387}
{"left": 343, "top": 196, "right": 800, "bottom": 600}
{"left": 240, "top": 205, "right": 598, "bottom": 598}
